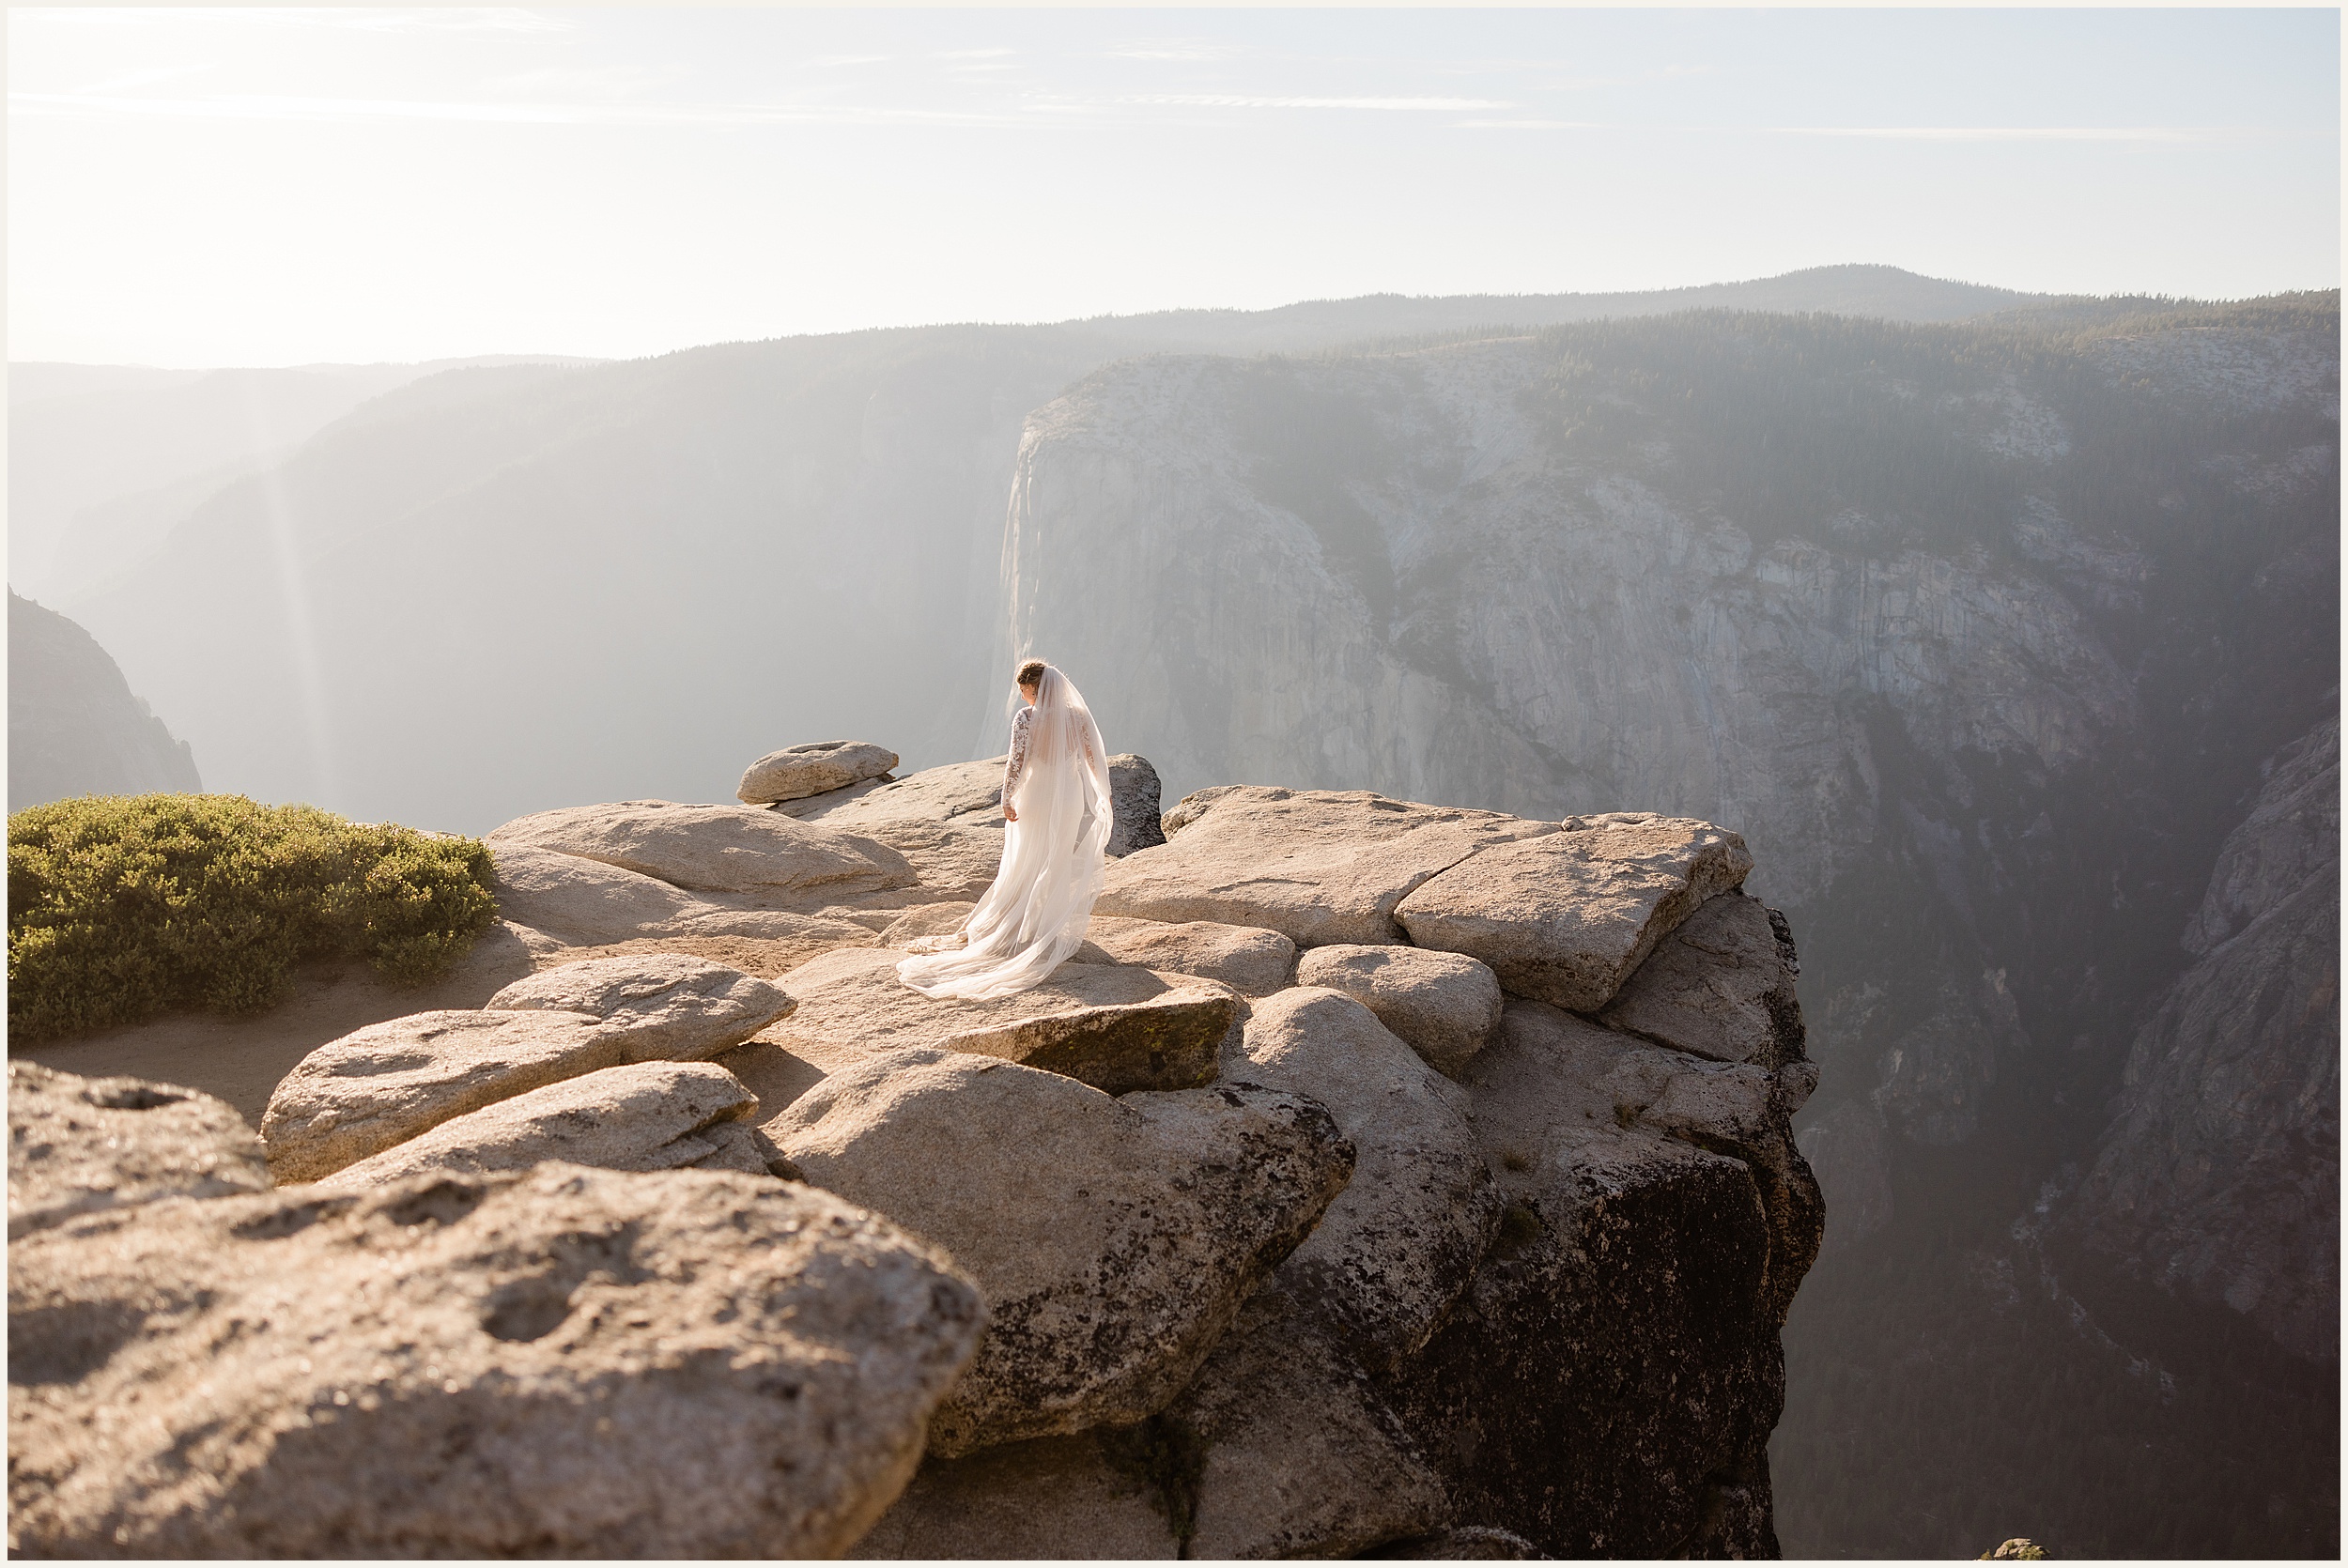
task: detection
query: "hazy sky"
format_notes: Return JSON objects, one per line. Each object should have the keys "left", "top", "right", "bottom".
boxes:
{"left": 9, "top": 6, "right": 2340, "bottom": 367}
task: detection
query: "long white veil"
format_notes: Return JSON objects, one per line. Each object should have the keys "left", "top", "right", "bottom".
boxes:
{"left": 896, "top": 663, "right": 1113, "bottom": 1000}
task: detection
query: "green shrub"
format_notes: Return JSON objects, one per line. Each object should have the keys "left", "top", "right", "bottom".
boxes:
{"left": 8, "top": 793, "right": 500, "bottom": 1041}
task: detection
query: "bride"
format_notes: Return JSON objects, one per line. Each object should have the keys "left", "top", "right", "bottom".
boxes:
{"left": 896, "top": 658, "right": 1113, "bottom": 1000}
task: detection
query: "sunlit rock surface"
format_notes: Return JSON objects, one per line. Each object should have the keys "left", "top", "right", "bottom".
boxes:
{"left": 737, "top": 739, "right": 898, "bottom": 806}
{"left": 7, "top": 1062, "right": 264, "bottom": 1239}
{"left": 12, "top": 779, "right": 1825, "bottom": 1556}
{"left": 1098, "top": 786, "right": 1555, "bottom": 946}
{"left": 316, "top": 1059, "right": 766, "bottom": 1190}
{"left": 484, "top": 952, "right": 796, "bottom": 1059}
{"left": 757, "top": 947, "right": 1241, "bottom": 1095}
{"left": 1292, "top": 943, "right": 1504, "bottom": 1078}
{"left": 8, "top": 1164, "right": 984, "bottom": 1558}
{"left": 769, "top": 1050, "right": 1354, "bottom": 1458}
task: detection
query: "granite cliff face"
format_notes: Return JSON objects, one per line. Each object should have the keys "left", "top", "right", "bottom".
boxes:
{"left": 2061, "top": 717, "right": 2339, "bottom": 1361}
{"left": 995, "top": 301, "right": 2339, "bottom": 1554}
{"left": 7, "top": 590, "right": 200, "bottom": 812}
{"left": 64, "top": 336, "right": 1105, "bottom": 830}
{"left": 9, "top": 761, "right": 1819, "bottom": 1558}
{"left": 50, "top": 270, "right": 2079, "bottom": 838}
{"left": 1002, "top": 339, "right": 2141, "bottom": 901}
{"left": 1000, "top": 303, "right": 2339, "bottom": 1357}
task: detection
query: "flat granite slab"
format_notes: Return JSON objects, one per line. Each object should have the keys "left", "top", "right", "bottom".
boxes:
{"left": 1096, "top": 787, "right": 1557, "bottom": 948}
{"left": 779, "top": 759, "right": 1007, "bottom": 829}
{"left": 260, "top": 1009, "right": 626, "bottom": 1184}
{"left": 1396, "top": 812, "right": 1753, "bottom": 1012}
{"left": 1086, "top": 915, "right": 1299, "bottom": 996}
{"left": 9, "top": 1163, "right": 985, "bottom": 1560}
{"left": 317, "top": 1060, "right": 765, "bottom": 1190}
{"left": 755, "top": 947, "right": 1240, "bottom": 1095}
{"left": 485, "top": 954, "right": 796, "bottom": 1061}
{"left": 488, "top": 800, "right": 917, "bottom": 899}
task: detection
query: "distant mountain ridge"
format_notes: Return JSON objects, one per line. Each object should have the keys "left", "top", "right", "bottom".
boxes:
{"left": 5, "top": 266, "right": 2041, "bottom": 606}
{"left": 1079, "top": 263, "right": 2046, "bottom": 351}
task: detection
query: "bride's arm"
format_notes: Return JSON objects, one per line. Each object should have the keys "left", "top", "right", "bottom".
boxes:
{"left": 1002, "top": 707, "right": 1032, "bottom": 821}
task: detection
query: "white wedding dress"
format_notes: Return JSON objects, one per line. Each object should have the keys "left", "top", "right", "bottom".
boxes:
{"left": 895, "top": 664, "right": 1113, "bottom": 1000}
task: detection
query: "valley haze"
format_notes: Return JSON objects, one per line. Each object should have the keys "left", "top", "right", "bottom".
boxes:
{"left": 7, "top": 264, "right": 2339, "bottom": 1559}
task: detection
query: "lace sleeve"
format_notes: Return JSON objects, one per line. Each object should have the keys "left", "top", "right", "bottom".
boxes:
{"left": 1002, "top": 706, "right": 1033, "bottom": 804}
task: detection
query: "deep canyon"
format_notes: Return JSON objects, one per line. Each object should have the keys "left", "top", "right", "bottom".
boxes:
{"left": 10, "top": 267, "right": 2339, "bottom": 1556}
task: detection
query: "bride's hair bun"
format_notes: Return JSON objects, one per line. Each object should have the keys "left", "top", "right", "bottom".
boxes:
{"left": 1015, "top": 658, "right": 1048, "bottom": 687}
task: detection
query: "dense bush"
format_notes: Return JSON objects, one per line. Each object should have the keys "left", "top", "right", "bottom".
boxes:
{"left": 8, "top": 793, "right": 500, "bottom": 1041}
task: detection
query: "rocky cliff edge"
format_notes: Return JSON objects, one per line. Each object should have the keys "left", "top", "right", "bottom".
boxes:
{"left": 8, "top": 752, "right": 1823, "bottom": 1559}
